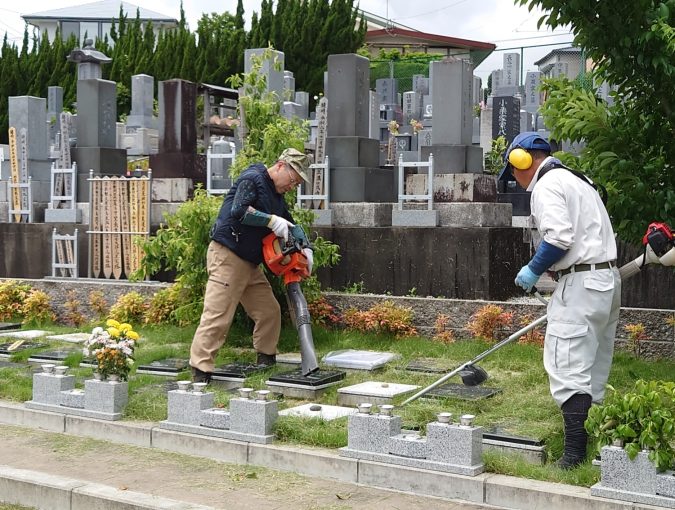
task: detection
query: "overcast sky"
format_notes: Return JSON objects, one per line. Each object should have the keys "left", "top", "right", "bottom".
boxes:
{"left": 1, "top": 0, "right": 574, "bottom": 84}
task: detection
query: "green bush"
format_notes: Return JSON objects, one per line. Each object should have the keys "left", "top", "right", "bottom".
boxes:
{"left": 586, "top": 380, "right": 675, "bottom": 471}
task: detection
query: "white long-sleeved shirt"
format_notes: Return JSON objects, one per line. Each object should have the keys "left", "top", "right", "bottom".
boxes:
{"left": 528, "top": 157, "right": 617, "bottom": 271}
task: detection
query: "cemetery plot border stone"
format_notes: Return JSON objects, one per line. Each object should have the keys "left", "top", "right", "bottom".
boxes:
{"left": 0, "top": 323, "right": 21, "bottom": 331}
{"left": 0, "top": 330, "right": 53, "bottom": 339}
{"left": 266, "top": 369, "right": 346, "bottom": 400}
{"left": 279, "top": 403, "right": 357, "bottom": 421}
{"left": 136, "top": 358, "right": 189, "bottom": 377}
{"left": 403, "top": 358, "right": 454, "bottom": 374}
{"left": 481, "top": 426, "right": 546, "bottom": 465}
{"left": 27, "top": 349, "right": 80, "bottom": 364}
{"left": 591, "top": 446, "right": 675, "bottom": 508}
{"left": 337, "top": 381, "right": 419, "bottom": 406}
{"left": 422, "top": 382, "right": 502, "bottom": 401}
{"left": 44, "top": 333, "right": 90, "bottom": 344}
{"left": 0, "top": 342, "right": 48, "bottom": 357}
{"left": 0, "top": 360, "right": 26, "bottom": 370}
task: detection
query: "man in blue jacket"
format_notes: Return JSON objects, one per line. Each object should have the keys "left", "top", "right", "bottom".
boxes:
{"left": 190, "top": 148, "right": 313, "bottom": 383}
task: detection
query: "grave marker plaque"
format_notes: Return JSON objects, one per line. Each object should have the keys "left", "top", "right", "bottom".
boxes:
{"left": 492, "top": 96, "right": 521, "bottom": 144}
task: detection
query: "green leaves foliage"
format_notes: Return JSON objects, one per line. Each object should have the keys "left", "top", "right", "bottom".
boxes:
{"left": 585, "top": 380, "right": 675, "bottom": 471}
{"left": 520, "top": 0, "right": 674, "bottom": 242}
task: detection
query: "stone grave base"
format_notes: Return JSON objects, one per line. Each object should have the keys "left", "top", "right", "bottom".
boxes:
{"left": 159, "top": 420, "right": 275, "bottom": 444}
{"left": 337, "top": 381, "right": 419, "bottom": 407}
{"left": 136, "top": 358, "right": 189, "bottom": 377}
{"left": 329, "top": 203, "right": 394, "bottom": 227}
{"left": 27, "top": 349, "right": 79, "bottom": 365}
{"left": 266, "top": 369, "right": 345, "bottom": 399}
{"left": 25, "top": 400, "right": 123, "bottom": 421}
{"left": 422, "top": 382, "right": 501, "bottom": 401}
{"left": 279, "top": 403, "right": 357, "bottom": 421}
{"left": 391, "top": 209, "right": 438, "bottom": 227}
{"left": 340, "top": 447, "right": 484, "bottom": 476}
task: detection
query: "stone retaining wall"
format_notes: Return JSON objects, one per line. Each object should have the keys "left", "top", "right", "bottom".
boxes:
{"left": 323, "top": 292, "right": 675, "bottom": 360}
{"left": 4, "top": 279, "right": 673, "bottom": 360}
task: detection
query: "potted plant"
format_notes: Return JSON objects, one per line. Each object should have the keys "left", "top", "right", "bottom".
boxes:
{"left": 83, "top": 319, "right": 139, "bottom": 381}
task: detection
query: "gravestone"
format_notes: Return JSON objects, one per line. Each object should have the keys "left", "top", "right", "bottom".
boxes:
{"left": 294, "top": 91, "right": 310, "bottom": 120}
{"left": 337, "top": 381, "right": 419, "bottom": 406}
{"left": 47, "top": 86, "right": 64, "bottom": 149}
{"left": 376, "top": 78, "right": 397, "bottom": 105}
{"left": 244, "top": 48, "right": 285, "bottom": 99}
{"left": 524, "top": 71, "right": 542, "bottom": 113}
{"left": 149, "top": 79, "right": 204, "bottom": 181}
{"left": 492, "top": 96, "right": 521, "bottom": 144}
{"left": 8, "top": 96, "right": 51, "bottom": 186}
{"left": 499, "top": 52, "right": 521, "bottom": 96}
{"left": 420, "top": 59, "right": 482, "bottom": 174}
{"left": 266, "top": 368, "right": 345, "bottom": 399}
{"left": 326, "top": 53, "right": 393, "bottom": 202}
{"left": 402, "top": 91, "right": 422, "bottom": 124}
{"left": 126, "top": 74, "right": 156, "bottom": 129}
{"left": 490, "top": 70, "right": 503, "bottom": 96}
{"left": 67, "top": 42, "right": 126, "bottom": 200}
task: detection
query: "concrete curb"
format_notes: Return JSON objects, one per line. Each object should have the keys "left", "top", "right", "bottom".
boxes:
{"left": 0, "top": 465, "right": 214, "bottom": 510}
{"left": 0, "top": 401, "right": 658, "bottom": 510}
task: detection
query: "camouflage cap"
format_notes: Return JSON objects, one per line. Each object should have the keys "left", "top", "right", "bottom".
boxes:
{"left": 278, "top": 148, "right": 310, "bottom": 183}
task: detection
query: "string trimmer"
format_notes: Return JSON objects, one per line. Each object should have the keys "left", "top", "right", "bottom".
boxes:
{"left": 401, "top": 221, "right": 675, "bottom": 406}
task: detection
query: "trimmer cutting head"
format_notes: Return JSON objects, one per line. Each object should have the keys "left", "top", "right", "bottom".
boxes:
{"left": 459, "top": 364, "right": 488, "bottom": 386}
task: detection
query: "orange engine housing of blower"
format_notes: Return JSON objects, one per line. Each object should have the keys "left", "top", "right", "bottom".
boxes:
{"left": 262, "top": 232, "right": 310, "bottom": 284}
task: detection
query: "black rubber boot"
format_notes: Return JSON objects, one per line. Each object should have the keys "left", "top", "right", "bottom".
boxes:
{"left": 256, "top": 352, "right": 276, "bottom": 367}
{"left": 557, "top": 393, "right": 592, "bottom": 469}
{"left": 191, "top": 366, "right": 212, "bottom": 383}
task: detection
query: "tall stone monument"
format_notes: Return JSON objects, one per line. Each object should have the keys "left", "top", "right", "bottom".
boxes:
{"left": 67, "top": 39, "right": 126, "bottom": 200}
{"left": 420, "top": 58, "right": 482, "bottom": 174}
{"left": 244, "top": 48, "right": 285, "bottom": 100}
{"left": 126, "top": 74, "right": 156, "bottom": 130}
{"left": 325, "top": 53, "right": 393, "bottom": 202}
{"left": 149, "top": 79, "right": 203, "bottom": 181}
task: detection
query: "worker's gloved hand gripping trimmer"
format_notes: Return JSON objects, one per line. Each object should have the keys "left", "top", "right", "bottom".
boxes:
{"left": 401, "top": 221, "right": 675, "bottom": 406}
{"left": 262, "top": 229, "right": 319, "bottom": 376}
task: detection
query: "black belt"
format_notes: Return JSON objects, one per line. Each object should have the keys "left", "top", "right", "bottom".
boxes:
{"left": 557, "top": 261, "right": 615, "bottom": 278}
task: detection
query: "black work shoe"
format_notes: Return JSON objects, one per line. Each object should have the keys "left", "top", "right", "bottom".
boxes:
{"left": 191, "top": 366, "right": 212, "bottom": 383}
{"left": 256, "top": 352, "right": 277, "bottom": 367}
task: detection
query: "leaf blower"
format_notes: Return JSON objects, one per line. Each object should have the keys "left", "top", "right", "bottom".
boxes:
{"left": 401, "top": 221, "right": 675, "bottom": 406}
{"left": 262, "top": 230, "right": 319, "bottom": 376}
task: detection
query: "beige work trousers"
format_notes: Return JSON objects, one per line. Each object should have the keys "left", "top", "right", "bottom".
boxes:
{"left": 190, "top": 241, "right": 280, "bottom": 373}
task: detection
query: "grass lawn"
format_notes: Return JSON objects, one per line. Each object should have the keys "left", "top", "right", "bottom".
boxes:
{"left": 1, "top": 319, "right": 673, "bottom": 488}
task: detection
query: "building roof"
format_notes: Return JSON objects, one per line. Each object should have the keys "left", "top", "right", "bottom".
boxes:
{"left": 22, "top": 0, "right": 177, "bottom": 23}
{"left": 365, "top": 27, "right": 495, "bottom": 65}
{"left": 534, "top": 46, "right": 581, "bottom": 66}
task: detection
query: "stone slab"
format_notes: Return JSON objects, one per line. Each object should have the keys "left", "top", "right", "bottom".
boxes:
{"left": 247, "top": 442, "right": 359, "bottom": 483}
{"left": 265, "top": 380, "right": 339, "bottom": 400}
{"left": 151, "top": 427, "right": 248, "bottom": 464}
{"left": 323, "top": 350, "right": 400, "bottom": 370}
{"left": 159, "top": 420, "right": 275, "bottom": 444}
{"left": 326, "top": 136, "right": 380, "bottom": 168}
{"left": 435, "top": 203, "right": 512, "bottom": 227}
{"left": 590, "top": 485, "right": 675, "bottom": 509}
{"left": 28, "top": 349, "right": 80, "bottom": 364}
{"left": 341, "top": 447, "right": 483, "bottom": 476}
{"left": 391, "top": 209, "right": 439, "bottom": 227}
{"left": 599, "top": 447, "right": 657, "bottom": 494}
{"left": 330, "top": 167, "right": 395, "bottom": 203}
{"left": 24, "top": 401, "right": 123, "bottom": 421}
{"left": 44, "top": 333, "right": 90, "bottom": 343}
{"left": 0, "top": 401, "right": 66, "bottom": 432}
{"left": 389, "top": 432, "right": 429, "bottom": 458}
{"left": 136, "top": 358, "right": 189, "bottom": 376}
{"left": 330, "top": 202, "right": 393, "bottom": 226}
{"left": 406, "top": 173, "right": 497, "bottom": 203}
{"left": 0, "top": 323, "right": 21, "bottom": 331}
{"left": 0, "top": 360, "right": 24, "bottom": 369}
{"left": 423, "top": 382, "right": 502, "bottom": 401}
{"left": 64, "top": 414, "right": 153, "bottom": 447}
{"left": 275, "top": 352, "right": 302, "bottom": 366}
{"left": 199, "top": 408, "right": 230, "bottom": 430}
{"left": 279, "top": 403, "right": 357, "bottom": 421}
{"left": 309, "top": 209, "right": 333, "bottom": 227}
{"left": 0, "top": 330, "right": 53, "bottom": 339}
{"left": 60, "top": 389, "right": 85, "bottom": 408}
{"left": 404, "top": 358, "right": 454, "bottom": 374}
{"left": 337, "top": 381, "right": 418, "bottom": 407}
{"left": 657, "top": 471, "right": 675, "bottom": 498}
{"left": 71, "top": 482, "right": 215, "bottom": 510}
{"left": 0, "top": 465, "right": 83, "bottom": 510}
{"left": 229, "top": 397, "right": 278, "bottom": 436}
{"left": 44, "top": 208, "right": 82, "bottom": 223}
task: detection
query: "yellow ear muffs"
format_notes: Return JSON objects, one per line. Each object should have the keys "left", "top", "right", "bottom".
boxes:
{"left": 508, "top": 148, "right": 532, "bottom": 170}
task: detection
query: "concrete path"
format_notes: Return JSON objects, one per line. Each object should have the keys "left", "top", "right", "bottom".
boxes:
{"left": 0, "top": 424, "right": 501, "bottom": 510}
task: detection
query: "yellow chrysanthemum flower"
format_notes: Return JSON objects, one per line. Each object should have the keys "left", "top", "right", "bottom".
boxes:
{"left": 126, "top": 331, "right": 139, "bottom": 341}
{"left": 107, "top": 327, "right": 120, "bottom": 338}
{"left": 119, "top": 323, "right": 132, "bottom": 333}
{"left": 106, "top": 319, "right": 121, "bottom": 328}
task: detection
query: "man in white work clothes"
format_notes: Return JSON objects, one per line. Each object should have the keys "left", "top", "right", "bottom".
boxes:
{"left": 501, "top": 132, "right": 621, "bottom": 469}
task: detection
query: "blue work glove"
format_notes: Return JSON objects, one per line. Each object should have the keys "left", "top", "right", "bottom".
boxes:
{"left": 515, "top": 265, "right": 540, "bottom": 292}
